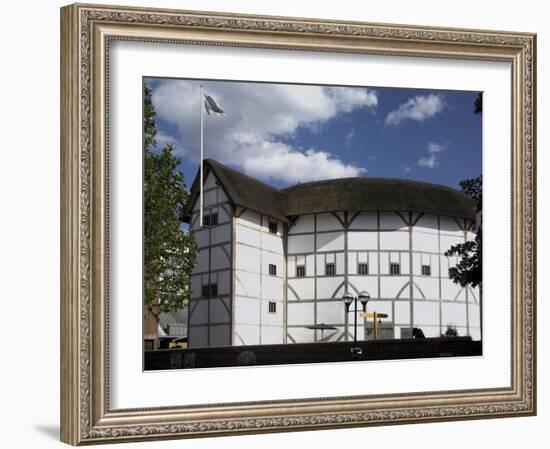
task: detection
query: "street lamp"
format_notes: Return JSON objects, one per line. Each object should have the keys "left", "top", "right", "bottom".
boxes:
{"left": 342, "top": 291, "right": 370, "bottom": 355}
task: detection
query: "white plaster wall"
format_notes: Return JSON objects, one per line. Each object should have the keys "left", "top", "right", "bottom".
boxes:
{"left": 287, "top": 302, "right": 315, "bottom": 325}
{"left": 262, "top": 274, "right": 284, "bottom": 299}
{"left": 189, "top": 301, "right": 209, "bottom": 325}
{"left": 233, "top": 210, "right": 285, "bottom": 345}
{"left": 234, "top": 324, "right": 260, "bottom": 346}
{"left": 394, "top": 302, "right": 411, "bottom": 325}
{"left": 236, "top": 224, "right": 261, "bottom": 247}
{"left": 442, "top": 302, "right": 468, "bottom": 328}
{"left": 439, "top": 216, "right": 464, "bottom": 236}
{"left": 288, "top": 214, "right": 314, "bottom": 234}
{"left": 366, "top": 301, "right": 392, "bottom": 317}
{"left": 381, "top": 276, "right": 409, "bottom": 298}
{"left": 348, "top": 277, "right": 379, "bottom": 298}
{"left": 349, "top": 211, "right": 378, "bottom": 230}
{"left": 235, "top": 297, "right": 261, "bottom": 325}
{"left": 188, "top": 326, "right": 208, "bottom": 347}
{"left": 414, "top": 277, "right": 439, "bottom": 299}
{"left": 317, "top": 301, "right": 344, "bottom": 324}
{"left": 316, "top": 232, "right": 345, "bottom": 252}
{"left": 348, "top": 232, "right": 377, "bottom": 250}
{"left": 204, "top": 171, "right": 217, "bottom": 190}
{"left": 235, "top": 270, "right": 260, "bottom": 298}
{"left": 413, "top": 302, "right": 439, "bottom": 326}
{"left": 210, "top": 245, "right": 230, "bottom": 271}
{"left": 380, "top": 231, "right": 409, "bottom": 250}
{"left": 210, "top": 325, "right": 231, "bottom": 346}
{"left": 412, "top": 231, "right": 439, "bottom": 252}
{"left": 263, "top": 233, "right": 284, "bottom": 253}
{"left": 187, "top": 170, "right": 233, "bottom": 348}
{"left": 380, "top": 211, "right": 408, "bottom": 229}
{"left": 288, "top": 234, "right": 314, "bottom": 253}
{"left": 317, "top": 276, "right": 346, "bottom": 300}
{"left": 288, "top": 278, "right": 314, "bottom": 300}
{"left": 316, "top": 212, "right": 343, "bottom": 231}
{"left": 235, "top": 244, "right": 260, "bottom": 273}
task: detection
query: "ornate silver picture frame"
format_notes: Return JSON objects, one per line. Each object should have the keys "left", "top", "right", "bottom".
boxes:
{"left": 60, "top": 3, "right": 536, "bottom": 445}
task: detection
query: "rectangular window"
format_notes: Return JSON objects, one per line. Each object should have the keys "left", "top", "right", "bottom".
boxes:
{"left": 268, "top": 221, "right": 278, "bottom": 234}
{"left": 202, "top": 283, "right": 218, "bottom": 298}
{"left": 268, "top": 301, "right": 277, "bottom": 313}
{"left": 390, "top": 263, "right": 400, "bottom": 275}
{"left": 358, "top": 263, "right": 369, "bottom": 275}
{"left": 210, "top": 283, "right": 218, "bottom": 297}
{"left": 203, "top": 213, "right": 218, "bottom": 227}
{"left": 422, "top": 265, "right": 431, "bottom": 276}
{"left": 296, "top": 265, "right": 306, "bottom": 278}
{"left": 325, "top": 263, "right": 336, "bottom": 276}
{"left": 269, "top": 264, "right": 277, "bottom": 276}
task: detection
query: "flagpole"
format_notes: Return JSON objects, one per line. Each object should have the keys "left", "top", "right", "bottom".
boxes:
{"left": 199, "top": 84, "right": 204, "bottom": 227}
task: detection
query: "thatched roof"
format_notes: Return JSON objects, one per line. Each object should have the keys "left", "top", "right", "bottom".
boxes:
{"left": 283, "top": 177, "right": 476, "bottom": 219}
{"left": 186, "top": 159, "right": 287, "bottom": 221}
{"left": 185, "top": 159, "right": 476, "bottom": 222}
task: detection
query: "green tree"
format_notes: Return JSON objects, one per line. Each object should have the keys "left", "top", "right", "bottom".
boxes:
{"left": 444, "top": 176, "right": 482, "bottom": 288}
{"left": 442, "top": 324, "right": 459, "bottom": 338}
{"left": 143, "top": 84, "right": 197, "bottom": 319}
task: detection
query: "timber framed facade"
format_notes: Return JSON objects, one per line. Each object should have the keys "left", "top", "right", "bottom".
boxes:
{"left": 185, "top": 159, "right": 480, "bottom": 348}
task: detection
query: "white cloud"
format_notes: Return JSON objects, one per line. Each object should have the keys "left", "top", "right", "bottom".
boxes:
{"left": 427, "top": 142, "right": 445, "bottom": 153}
{"left": 155, "top": 130, "right": 189, "bottom": 158}
{"left": 417, "top": 154, "right": 438, "bottom": 169}
{"left": 385, "top": 94, "right": 445, "bottom": 126}
{"left": 345, "top": 129, "right": 355, "bottom": 146}
{"left": 417, "top": 142, "right": 447, "bottom": 169}
{"left": 151, "top": 80, "right": 375, "bottom": 184}
{"left": 241, "top": 141, "right": 365, "bottom": 184}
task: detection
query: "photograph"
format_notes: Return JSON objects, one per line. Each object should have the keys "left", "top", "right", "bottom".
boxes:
{"left": 57, "top": 3, "right": 536, "bottom": 444}
{"left": 142, "top": 78, "right": 483, "bottom": 370}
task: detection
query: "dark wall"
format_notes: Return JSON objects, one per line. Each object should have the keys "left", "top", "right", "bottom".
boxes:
{"left": 145, "top": 337, "right": 481, "bottom": 370}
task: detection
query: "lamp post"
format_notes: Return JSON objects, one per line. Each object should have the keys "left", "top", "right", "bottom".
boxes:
{"left": 342, "top": 291, "right": 370, "bottom": 355}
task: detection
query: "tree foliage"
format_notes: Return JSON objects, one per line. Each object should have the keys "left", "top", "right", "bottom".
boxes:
{"left": 442, "top": 325, "right": 459, "bottom": 337}
{"left": 444, "top": 176, "right": 482, "bottom": 288}
{"left": 143, "top": 84, "right": 197, "bottom": 315}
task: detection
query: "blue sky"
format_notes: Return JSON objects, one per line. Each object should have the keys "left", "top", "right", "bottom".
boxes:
{"left": 145, "top": 77, "right": 481, "bottom": 191}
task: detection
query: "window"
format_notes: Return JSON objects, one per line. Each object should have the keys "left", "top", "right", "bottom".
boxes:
{"left": 421, "top": 265, "right": 431, "bottom": 276}
{"left": 390, "top": 263, "right": 400, "bottom": 275}
{"left": 268, "top": 220, "right": 278, "bottom": 234}
{"left": 358, "top": 263, "right": 369, "bottom": 275}
{"left": 268, "top": 301, "right": 277, "bottom": 313}
{"left": 269, "top": 264, "right": 277, "bottom": 276}
{"left": 202, "top": 283, "right": 218, "bottom": 298}
{"left": 325, "top": 263, "right": 336, "bottom": 276}
{"left": 203, "top": 212, "right": 218, "bottom": 227}
{"left": 296, "top": 265, "right": 306, "bottom": 278}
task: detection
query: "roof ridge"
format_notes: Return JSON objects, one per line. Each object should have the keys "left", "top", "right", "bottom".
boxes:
{"left": 282, "top": 175, "right": 465, "bottom": 194}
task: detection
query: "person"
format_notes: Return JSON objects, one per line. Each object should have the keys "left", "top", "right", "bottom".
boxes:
{"left": 412, "top": 327, "right": 425, "bottom": 339}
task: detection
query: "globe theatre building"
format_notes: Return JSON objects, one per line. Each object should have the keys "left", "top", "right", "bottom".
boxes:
{"left": 185, "top": 159, "right": 480, "bottom": 348}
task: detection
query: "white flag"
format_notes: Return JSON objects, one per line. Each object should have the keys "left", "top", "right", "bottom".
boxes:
{"left": 204, "top": 94, "right": 225, "bottom": 116}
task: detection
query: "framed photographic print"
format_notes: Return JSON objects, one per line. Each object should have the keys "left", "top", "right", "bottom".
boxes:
{"left": 60, "top": 3, "right": 536, "bottom": 445}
